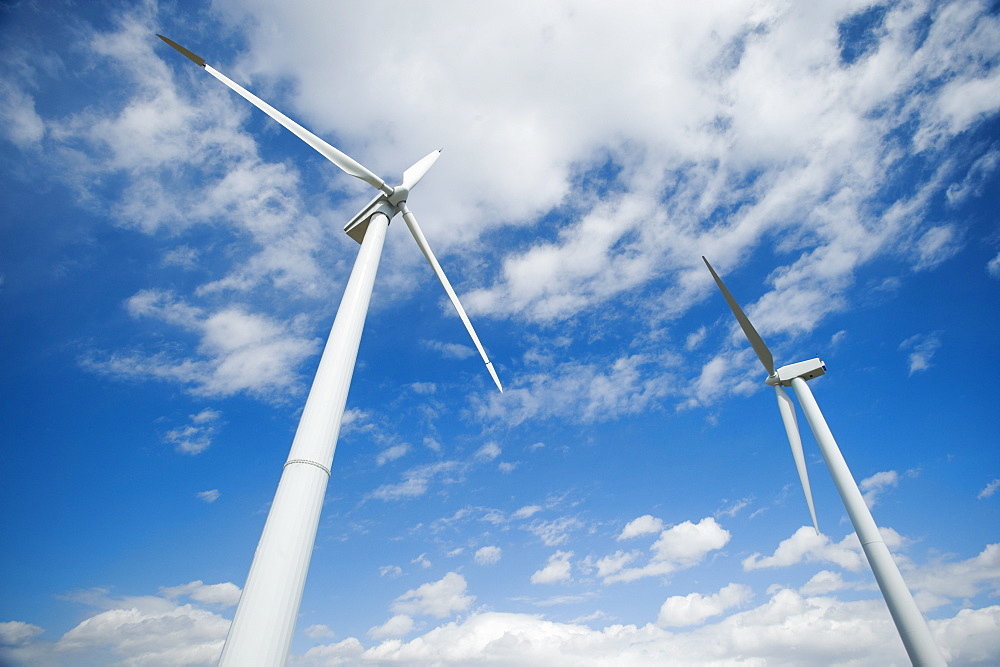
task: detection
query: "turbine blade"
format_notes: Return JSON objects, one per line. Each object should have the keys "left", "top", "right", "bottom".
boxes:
{"left": 399, "top": 203, "right": 503, "bottom": 393}
{"left": 401, "top": 149, "right": 442, "bottom": 191}
{"left": 702, "top": 256, "right": 775, "bottom": 376}
{"left": 157, "top": 35, "right": 389, "bottom": 193}
{"left": 157, "top": 34, "right": 206, "bottom": 67}
{"left": 775, "top": 385, "right": 820, "bottom": 534}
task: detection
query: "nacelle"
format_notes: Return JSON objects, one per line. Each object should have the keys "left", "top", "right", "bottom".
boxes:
{"left": 767, "top": 358, "right": 827, "bottom": 386}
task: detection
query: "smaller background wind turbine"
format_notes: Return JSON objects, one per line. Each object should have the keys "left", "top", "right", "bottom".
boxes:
{"left": 158, "top": 34, "right": 502, "bottom": 666}
{"left": 703, "top": 256, "right": 945, "bottom": 667}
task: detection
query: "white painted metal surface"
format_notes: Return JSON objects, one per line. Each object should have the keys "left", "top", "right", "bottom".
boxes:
{"left": 219, "top": 213, "right": 389, "bottom": 666}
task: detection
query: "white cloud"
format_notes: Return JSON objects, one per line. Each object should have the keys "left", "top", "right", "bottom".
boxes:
{"left": 318, "top": 602, "right": 1000, "bottom": 665}
{"left": 530, "top": 551, "right": 574, "bottom": 585}
{"left": 799, "top": 570, "right": 850, "bottom": 596}
{"left": 421, "top": 339, "right": 476, "bottom": 360}
{"left": 197, "top": 489, "right": 220, "bottom": 503}
{"left": 367, "top": 461, "right": 464, "bottom": 501}
{"left": 411, "top": 553, "right": 432, "bottom": 569}
{"left": 513, "top": 504, "right": 542, "bottom": 519}
{"left": 83, "top": 291, "right": 319, "bottom": 400}
{"left": 477, "top": 354, "right": 675, "bottom": 427}
{"left": 657, "top": 583, "right": 752, "bottom": 627}
{"left": 988, "top": 253, "right": 1000, "bottom": 279}
{"left": 0, "top": 73, "right": 45, "bottom": 148}
{"left": 379, "top": 565, "right": 402, "bottom": 578}
{"left": 913, "top": 225, "right": 962, "bottom": 270}
{"left": 605, "top": 517, "right": 731, "bottom": 584}
{"left": 906, "top": 543, "right": 1000, "bottom": 607}
{"left": 165, "top": 409, "right": 223, "bottom": 455}
{"left": 367, "top": 614, "right": 415, "bottom": 640}
{"left": 304, "top": 624, "right": 335, "bottom": 639}
{"left": 47, "top": 591, "right": 231, "bottom": 666}
{"left": 474, "top": 441, "right": 501, "bottom": 461}
{"left": 376, "top": 444, "right": 410, "bottom": 466}
{"left": 685, "top": 326, "right": 707, "bottom": 351}
{"left": 979, "top": 479, "right": 1000, "bottom": 500}
{"left": 391, "top": 572, "right": 475, "bottom": 619}
{"left": 743, "top": 526, "right": 869, "bottom": 572}
{"left": 0, "top": 621, "right": 43, "bottom": 647}
{"left": 860, "top": 470, "right": 899, "bottom": 508}
{"left": 160, "top": 581, "right": 241, "bottom": 608}
{"left": 618, "top": 514, "right": 664, "bottom": 540}
{"left": 526, "top": 516, "right": 584, "bottom": 547}
{"left": 593, "top": 550, "right": 640, "bottom": 578}
{"left": 474, "top": 546, "right": 502, "bottom": 566}
{"left": 900, "top": 332, "right": 942, "bottom": 375}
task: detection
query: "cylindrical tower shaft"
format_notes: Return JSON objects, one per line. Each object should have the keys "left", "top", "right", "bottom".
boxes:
{"left": 790, "top": 377, "right": 945, "bottom": 666}
{"left": 220, "top": 213, "right": 390, "bottom": 666}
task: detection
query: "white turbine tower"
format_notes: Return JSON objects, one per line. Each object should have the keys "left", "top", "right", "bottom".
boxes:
{"left": 158, "top": 35, "right": 503, "bottom": 666}
{"left": 702, "top": 257, "right": 945, "bottom": 667}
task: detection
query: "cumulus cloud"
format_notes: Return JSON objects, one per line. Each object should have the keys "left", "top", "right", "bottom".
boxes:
{"left": 742, "top": 526, "right": 909, "bottom": 573}
{"left": 367, "top": 614, "right": 415, "bottom": 640}
{"left": 618, "top": 514, "right": 665, "bottom": 540}
{"left": 906, "top": 543, "right": 1000, "bottom": 609}
{"left": 301, "top": 602, "right": 1000, "bottom": 665}
{"left": 391, "top": 572, "right": 474, "bottom": 619}
{"left": 160, "top": 581, "right": 242, "bottom": 608}
{"left": 304, "top": 624, "right": 335, "bottom": 639}
{"left": 530, "top": 551, "right": 574, "bottom": 585}
{"left": 474, "top": 546, "right": 502, "bottom": 565}
{"left": 0, "top": 621, "right": 43, "bottom": 647}
{"left": 604, "top": 517, "right": 731, "bottom": 584}
{"left": 657, "top": 583, "right": 752, "bottom": 627}
{"left": 591, "top": 550, "right": 640, "bottom": 578}
{"left": 6, "top": 586, "right": 233, "bottom": 665}
{"left": 800, "top": 570, "right": 851, "bottom": 596}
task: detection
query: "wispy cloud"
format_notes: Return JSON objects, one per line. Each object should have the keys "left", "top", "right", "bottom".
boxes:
{"left": 196, "top": 489, "right": 220, "bottom": 503}
{"left": 978, "top": 479, "right": 1000, "bottom": 500}
{"left": 900, "top": 333, "right": 942, "bottom": 375}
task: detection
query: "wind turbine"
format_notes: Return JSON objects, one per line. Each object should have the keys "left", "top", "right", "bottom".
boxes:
{"left": 702, "top": 257, "right": 945, "bottom": 667}
{"left": 158, "top": 35, "right": 503, "bottom": 666}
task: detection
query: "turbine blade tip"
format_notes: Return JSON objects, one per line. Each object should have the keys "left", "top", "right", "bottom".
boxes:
{"left": 157, "top": 34, "right": 206, "bottom": 67}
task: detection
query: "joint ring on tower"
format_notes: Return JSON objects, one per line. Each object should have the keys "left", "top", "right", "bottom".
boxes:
{"left": 284, "top": 458, "right": 331, "bottom": 476}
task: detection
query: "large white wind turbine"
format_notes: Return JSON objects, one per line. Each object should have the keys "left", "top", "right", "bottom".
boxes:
{"left": 702, "top": 257, "right": 945, "bottom": 667}
{"left": 158, "top": 35, "right": 502, "bottom": 666}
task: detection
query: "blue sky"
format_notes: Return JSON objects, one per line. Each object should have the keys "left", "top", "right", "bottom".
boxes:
{"left": 1, "top": 0, "right": 998, "bottom": 664}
